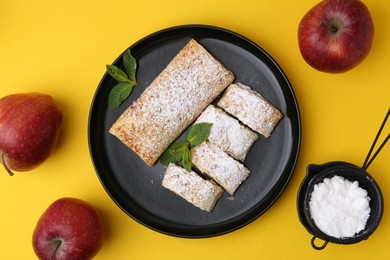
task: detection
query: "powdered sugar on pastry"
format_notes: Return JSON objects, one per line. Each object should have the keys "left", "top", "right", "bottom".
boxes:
{"left": 217, "top": 83, "right": 283, "bottom": 138}
{"left": 162, "top": 163, "right": 223, "bottom": 212}
{"left": 109, "top": 39, "right": 235, "bottom": 166}
{"left": 191, "top": 141, "right": 250, "bottom": 195}
{"left": 194, "top": 105, "right": 258, "bottom": 161}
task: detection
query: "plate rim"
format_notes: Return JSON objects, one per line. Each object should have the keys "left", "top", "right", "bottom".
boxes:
{"left": 88, "top": 24, "right": 302, "bottom": 238}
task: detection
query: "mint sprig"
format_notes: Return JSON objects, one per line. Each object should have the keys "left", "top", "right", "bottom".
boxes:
{"left": 187, "top": 122, "right": 212, "bottom": 146}
{"left": 159, "top": 142, "right": 189, "bottom": 166}
{"left": 123, "top": 49, "right": 137, "bottom": 82}
{"left": 160, "top": 122, "right": 212, "bottom": 172}
{"left": 107, "top": 50, "right": 137, "bottom": 108}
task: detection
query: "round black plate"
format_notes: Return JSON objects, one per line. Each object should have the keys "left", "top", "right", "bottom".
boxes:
{"left": 88, "top": 25, "right": 301, "bottom": 238}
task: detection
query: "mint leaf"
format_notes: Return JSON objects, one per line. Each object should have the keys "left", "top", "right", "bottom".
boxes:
{"left": 160, "top": 141, "right": 189, "bottom": 166}
{"left": 106, "top": 64, "right": 130, "bottom": 82}
{"left": 181, "top": 147, "right": 192, "bottom": 172}
{"left": 187, "top": 122, "right": 212, "bottom": 147}
{"left": 123, "top": 50, "right": 137, "bottom": 83}
{"left": 160, "top": 123, "right": 212, "bottom": 171}
{"left": 108, "top": 82, "right": 134, "bottom": 108}
{"left": 106, "top": 52, "right": 138, "bottom": 108}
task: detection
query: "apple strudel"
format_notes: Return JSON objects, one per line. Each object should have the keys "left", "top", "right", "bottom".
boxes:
{"left": 162, "top": 163, "right": 223, "bottom": 212}
{"left": 217, "top": 83, "right": 283, "bottom": 138}
{"left": 194, "top": 105, "right": 258, "bottom": 161}
{"left": 191, "top": 141, "right": 250, "bottom": 195}
{"left": 110, "top": 39, "right": 235, "bottom": 166}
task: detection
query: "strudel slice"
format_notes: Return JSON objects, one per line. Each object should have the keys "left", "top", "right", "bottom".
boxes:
{"left": 191, "top": 142, "right": 250, "bottom": 195}
{"left": 162, "top": 163, "right": 223, "bottom": 212}
{"left": 110, "top": 39, "right": 235, "bottom": 166}
{"left": 217, "top": 83, "right": 283, "bottom": 138}
{"left": 194, "top": 105, "right": 258, "bottom": 161}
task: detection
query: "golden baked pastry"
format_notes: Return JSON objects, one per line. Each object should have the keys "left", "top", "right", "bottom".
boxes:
{"left": 110, "top": 39, "right": 235, "bottom": 166}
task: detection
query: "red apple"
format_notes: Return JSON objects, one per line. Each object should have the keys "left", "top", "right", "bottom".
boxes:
{"left": 298, "top": 0, "right": 374, "bottom": 73}
{"left": 0, "top": 93, "right": 63, "bottom": 175}
{"left": 32, "top": 198, "right": 105, "bottom": 260}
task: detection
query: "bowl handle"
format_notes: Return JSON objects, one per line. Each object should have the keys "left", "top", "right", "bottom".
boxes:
{"left": 311, "top": 235, "right": 328, "bottom": 250}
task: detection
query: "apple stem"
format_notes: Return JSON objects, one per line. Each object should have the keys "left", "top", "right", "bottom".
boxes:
{"left": 1, "top": 153, "right": 13, "bottom": 176}
{"left": 330, "top": 25, "right": 338, "bottom": 33}
{"left": 50, "top": 239, "right": 62, "bottom": 260}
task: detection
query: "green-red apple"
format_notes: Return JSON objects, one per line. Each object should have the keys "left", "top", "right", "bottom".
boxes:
{"left": 32, "top": 198, "right": 105, "bottom": 260}
{"left": 0, "top": 93, "right": 63, "bottom": 175}
{"left": 298, "top": 0, "right": 374, "bottom": 73}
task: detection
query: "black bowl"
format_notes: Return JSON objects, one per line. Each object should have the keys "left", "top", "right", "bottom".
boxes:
{"left": 297, "top": 161, "right": 384, "bottom": 250}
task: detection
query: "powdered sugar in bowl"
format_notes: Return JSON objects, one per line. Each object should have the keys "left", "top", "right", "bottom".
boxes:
{"left": 297, "top": 161, "right": 384, "bottom": 250}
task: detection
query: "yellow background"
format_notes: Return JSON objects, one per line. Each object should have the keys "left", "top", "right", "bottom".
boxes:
{"left": 1, "top": 0, "right": 389, "bottom": 259}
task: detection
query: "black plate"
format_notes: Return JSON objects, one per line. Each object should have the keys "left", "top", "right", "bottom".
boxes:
{"left": 88, "top": 25, "right": 301, "bottom": 238}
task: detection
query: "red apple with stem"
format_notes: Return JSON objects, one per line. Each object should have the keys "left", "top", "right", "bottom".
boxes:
{"left": 32, "top": 198, "right": 105, "bottom": 260}
{"left": 0, "top": 93, "right": 63, "bottom": 175}
{"left": 298, "top": 0, "right": 374, "bottom": 73}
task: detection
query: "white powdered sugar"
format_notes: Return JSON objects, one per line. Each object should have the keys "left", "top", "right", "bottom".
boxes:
{"left": 191, "top": 141, "right": 250, "bottom": 195}
{"left": 309, "top": 175, "right": 371, "bottom": 238}
{"left": 162, "top": 163, "right": 223, "bottom": 212}
{"left": 194, "top": 105, "right": 258, "bottom": 162}
{"left": 217, "top": 83, "right": 283, "bottom": 138}
{"left": 109, "top": 39, "right": 234, "bottom": 166}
